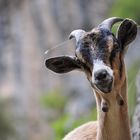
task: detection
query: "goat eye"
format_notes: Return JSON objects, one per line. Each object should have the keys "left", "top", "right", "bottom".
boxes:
{"left": 111, "top": 45, "right": 121, "bottom": 54}
{"left": 84, "top": 42, "right": 90, "bottom": 48}
{"left": 114, "top": 42, "right": 118, "bottom": 47}
{"left": 113, "top": 42, "right": 119, "bottom": 50}
{"left": 90, "top": 33, "right": 96, "bottom": 39}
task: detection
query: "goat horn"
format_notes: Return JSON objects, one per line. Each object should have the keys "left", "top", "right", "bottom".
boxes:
{"left": 69, "top": 29, "right": 86, "bottom": 42}
{"left": 99, "top": 17, "right": 123, "bottom": 30}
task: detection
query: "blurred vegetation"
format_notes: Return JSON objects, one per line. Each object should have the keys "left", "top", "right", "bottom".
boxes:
{"left": 110, "top": 0, "right": 140, "bottom": 34}
{"left": 127, "top": 61, "right": 140, "bottom": 122}
{"left": 40, "top": 89, "right": 67, "bottom": 139}
{"left": 41, "top": 89, "right": 66, "bottom": 111}
{"left": 110, "top": 0, "right": 140, "bottom": 23}
{"left": 0, "top": 99, "right": 16, "bottom": 140}
{"left": 40, "top": 89, "right": 97, "bottom": 140}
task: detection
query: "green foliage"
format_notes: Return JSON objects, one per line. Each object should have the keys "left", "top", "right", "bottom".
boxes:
{"left": 127, "top": 61, "right": 140, "bottom": 122}
{"left": 40, "top": 89, "right": 68, "bottom": 139}
{"left": 41, "top": 89, "right": 97, "bottom": 140}
{"left": 52, "top": 115, "right": 69, "bottom": 140}
{"left": 51, "top": 107, "right": 97, "bottom": 140}
{"left": 110, "top": 0, "right": 140, "bottom": 22}
{"left": 0, "top": 99, "right": 16, "bottom": 140}
{"left": 40, "top": 89, "right": 66, "bottom": 110}
{"left": 71, "top": 107, "right": 97, "bottom": 129}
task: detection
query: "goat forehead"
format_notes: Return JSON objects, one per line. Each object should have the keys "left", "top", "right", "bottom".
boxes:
{"left": 88, "top": 30, "right": 114, "bottom": 50}
{"left": 76, "top": 29, "right": 116, "bottom": 64}
{"left": 91, "top": 36, "right": 114, "bottom": 60}
{"left": 96, "top": 33, "right": 114, "bottom": 48}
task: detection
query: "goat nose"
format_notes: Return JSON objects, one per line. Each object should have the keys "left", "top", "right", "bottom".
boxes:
{"left": 94, "top": 70, "right": 108, "bottom": 81}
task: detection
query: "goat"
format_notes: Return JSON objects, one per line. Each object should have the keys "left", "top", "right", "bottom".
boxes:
{"left": 45, "top": 17, "right": 137, "bottom": 140}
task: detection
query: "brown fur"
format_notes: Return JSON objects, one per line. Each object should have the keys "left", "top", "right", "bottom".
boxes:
{"left": 63, "top": 121, "right": 97, "bottom": 140}
{"left": 63, "top": 79, "right": 131, "bottom": 140}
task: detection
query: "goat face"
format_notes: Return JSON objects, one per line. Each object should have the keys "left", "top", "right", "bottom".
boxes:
{"left": 45, "top": 17, "right": 137, "bottom": 94}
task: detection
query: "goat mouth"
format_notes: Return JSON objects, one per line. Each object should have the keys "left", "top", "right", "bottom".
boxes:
{"left": 93, "top": 80, "right": 113, "bottom": 94}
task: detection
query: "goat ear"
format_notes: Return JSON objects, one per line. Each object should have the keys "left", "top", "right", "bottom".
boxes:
{"left": 117, "top": 18, "right": 137, "bottom": 51}
{"left": 45, "top": 56, "right": 81, "bottom": 73}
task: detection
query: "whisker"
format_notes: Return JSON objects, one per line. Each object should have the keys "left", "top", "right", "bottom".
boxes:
{"left": 44, "top": 38, "right": 75, "bottom": 55}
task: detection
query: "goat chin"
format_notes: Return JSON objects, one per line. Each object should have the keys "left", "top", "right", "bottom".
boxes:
{"left": 63, "top": 121, "right": 97, "bottom": 140}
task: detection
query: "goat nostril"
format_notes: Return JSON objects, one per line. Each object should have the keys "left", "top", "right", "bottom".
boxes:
{"left": 95, "top": 70, "right": 107, "bottom": 80}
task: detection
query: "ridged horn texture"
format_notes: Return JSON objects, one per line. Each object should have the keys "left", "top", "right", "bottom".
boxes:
{"left": 99, "top": 17, "right": 123, "bottom": 30}
{"left": 69, "top": 29, "right": 86, "bottom": 42}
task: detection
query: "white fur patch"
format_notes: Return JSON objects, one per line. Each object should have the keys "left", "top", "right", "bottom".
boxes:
{"left": 92, "top": 60, "right": 113, "bottom": 82}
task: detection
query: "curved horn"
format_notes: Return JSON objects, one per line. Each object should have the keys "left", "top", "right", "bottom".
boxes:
{"left": 99, "top": 17, "right": 123, "bottom": 30}
{"left": 69, "top": 29, "right": 86, "bottom": 42}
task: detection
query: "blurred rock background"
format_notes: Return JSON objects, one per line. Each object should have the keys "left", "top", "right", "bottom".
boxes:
{"left": 0, "top": 0, "right": 139, "bottom": 140}
{"left": 132, "top": 74, "right": 140, "bottom": 140}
